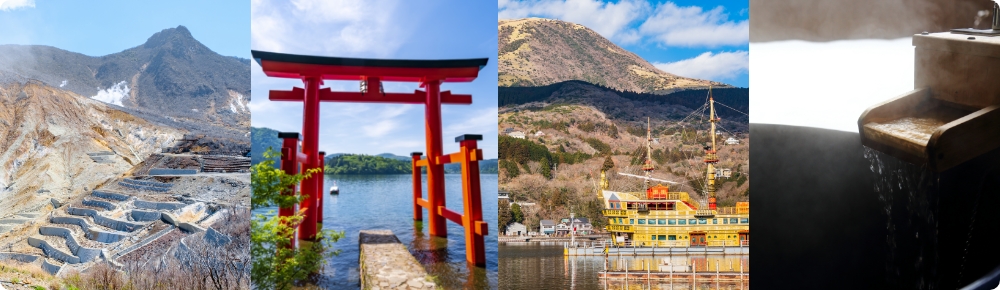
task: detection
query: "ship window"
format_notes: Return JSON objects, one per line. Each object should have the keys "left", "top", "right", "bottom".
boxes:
{"left": 741, "top": 218, "right": 749, "bottom": 224}
{"left": 698, "top": 219, "right": 707, "bottom": 224}
{"left": 668, "top": 235, "right": 676, "bottom": 240}
{"left": 730, "top": 218, "right": 738, "bottom": 224}
{"left": 689, "top": 219, "right": 697, "bottom": 224}
{"left": 668, "top": 219, "right": 676, "bottom": 225}
{"left": 658, "top": 219, "right": 665, "bottom": 225}
{"left": 723, "top": 219, "right": 728, "bottom": 224}
{"left": 658, "top": 235, "right": 666, "bottom": 240}
{"left": 713, "top": 219, "right": 718, "bottom": 224}
{"left": 638, "top": 219, "right": 646, "bottom": 225}
{"left": 667, "top": 202, "right": 675, "bottom": 210}
{"left": 648, "top": 219, "right": 656, "bottom": 224}
{"left": 678, "top": 219, "right": 686, "bottom": 225}
{"left": 630, "top": 219, "right": 634, "bottom": 225}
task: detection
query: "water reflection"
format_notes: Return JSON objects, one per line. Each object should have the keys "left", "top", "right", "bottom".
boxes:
{"left": 257, "top": 174, "right": 498, "bottom": 289}
{"left": 501, "top": 244, "right": 749, "bottom": 290}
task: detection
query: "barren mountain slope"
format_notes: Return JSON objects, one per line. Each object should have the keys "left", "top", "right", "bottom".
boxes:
{"left": 0, "top": 81, "right": 182, "bottom": 218}
{"left": 498, "top": 18, "right": 725, "bottom": 93}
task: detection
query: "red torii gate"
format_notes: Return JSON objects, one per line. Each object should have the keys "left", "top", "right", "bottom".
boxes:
{"left": 252, "top": 50, "right": 490, "bottom": 266}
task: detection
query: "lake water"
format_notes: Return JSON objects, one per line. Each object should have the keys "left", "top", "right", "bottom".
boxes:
{"left": 500, "top": 244, "right": 749, "bottom": 290}
{"left": 256, "top": 174, "right": 498, "bottom": 289}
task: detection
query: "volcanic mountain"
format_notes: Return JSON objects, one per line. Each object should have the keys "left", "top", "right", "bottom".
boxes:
{"left": 498, "top": 18, "right": 725, "bottom": 94}
{"left": 0, "top": 26, "right": 250, "bottom": 133}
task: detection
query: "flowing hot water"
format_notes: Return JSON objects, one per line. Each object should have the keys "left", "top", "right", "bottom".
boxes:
{"left": 864, "top": 147, "right": 939, "bottom": 289}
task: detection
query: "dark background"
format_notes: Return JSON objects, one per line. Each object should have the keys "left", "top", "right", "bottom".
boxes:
{"left": 750, "top": 0, "right": 995, "bottom": 42}
{"left": 750, "top": 124, "right": 1000, "bottom": 289}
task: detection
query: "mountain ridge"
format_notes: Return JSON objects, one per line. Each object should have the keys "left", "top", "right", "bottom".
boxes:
{"left": 0, "top": 26, "right": 250, "bottom": 133}
{"left": 498, "top": 18, "right": 728, "bottom": 94}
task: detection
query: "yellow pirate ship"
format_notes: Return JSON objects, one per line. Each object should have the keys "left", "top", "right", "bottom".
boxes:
{"left": 600, "top": 89, "right": 749, "bottom": 249}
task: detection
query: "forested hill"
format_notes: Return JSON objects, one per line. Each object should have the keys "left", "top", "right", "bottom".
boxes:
{"left": 252, "top": 126, "right": 498, "bottom": 174}
{"left": 499, "top": 80, "right": 749, "bottom": 121}
{"left": 250, "top": 127, "right": 281, "bottom": 165}
{"left": 324, "top": 154, "right": 499, "bottom": 174}
{"left": 324, "top": 154, "right": 411, "bottom": 174}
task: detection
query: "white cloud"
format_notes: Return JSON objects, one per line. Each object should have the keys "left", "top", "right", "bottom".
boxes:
{"left": 361, "top": 120, "right": 398, "bottom": 138}
{"left": 0, "top": 0, "right": 34, "bottom": 11}
{"left": 639, "top": 4, "right": 748, "bottom": 47}
{"left": 91, "top": 81, "right": 129, "bottom": 107}
{"left": 251, "top": 0, "right": 411, "bottom": 57}
{"left": 358, "top": 105, "right": 411, "bottom": 137}
{"left": 498, "top": 0, "right": 747, "bottom": 48}
{"left": 653, "top": 51, "right": 748, "bottom": 82}
{"left": 59, "top": 80, "right": 67, "bottom": 88}
{"left": 445, "top": 107, "right": 498, "bottom": 137}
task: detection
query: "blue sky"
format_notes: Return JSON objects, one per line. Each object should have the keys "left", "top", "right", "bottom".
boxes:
{"left": 499, "top": 0, "right": 749, "bottom": 87}
{"left": 251, "top": 0, "right": 498, "bottom": 158}
{"left": 0, "top": 0, "right": 248, "bottom": 58}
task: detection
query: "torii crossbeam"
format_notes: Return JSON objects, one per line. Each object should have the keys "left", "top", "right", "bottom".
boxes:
{"left": 252, "top": 50, "right": 490, "bottom": 266}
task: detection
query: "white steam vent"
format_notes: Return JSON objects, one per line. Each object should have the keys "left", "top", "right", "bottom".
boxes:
{"left": 91, "top": 81, "right": 130, "bottom": 106}
{"left": 228, "top": 92, "right": 248, "bottom": 114}
{"left": 59, "top": 80, "right": 67, "bottom": 88}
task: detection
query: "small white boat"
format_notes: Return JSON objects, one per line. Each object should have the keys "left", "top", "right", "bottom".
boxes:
{"left": 329, "top": 182, "right": 339, "bottom": 195}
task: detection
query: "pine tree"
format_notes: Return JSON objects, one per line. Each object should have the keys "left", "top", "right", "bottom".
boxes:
{"left": 602, "top": 155, "right": 615, "bottom": 172}
{"left": 540, "top": 157, "right": 552, "bottom": 179}
{"left": 511, "top": 203, "right": 524, "bottom": 224}
{"left": 499, "top": 200, "right": 512, "bottom": 233}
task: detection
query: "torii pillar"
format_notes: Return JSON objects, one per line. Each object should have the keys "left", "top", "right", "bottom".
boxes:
{"left": 252, "top": 50, "right": 488, "bottom": 240}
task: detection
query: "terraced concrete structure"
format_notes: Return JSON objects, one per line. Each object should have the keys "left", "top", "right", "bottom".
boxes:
{"left": 148, "top": 168, "right": 198, "bottom": 175}
{"left": 201, "top": 155, "right": 250, "bottom": 173}
{"left": 0, "top": 211, "right": 42, "bottom": 234}
{"left": 134, "top": 200, "right": 186, "bottom": 211}
{"left": 4, "top": 177, "right": 224, "bottom": 276}
{"left": 87, "top": 151, "right": 116, "bottom": 164}
{"left": 118, "top": 178, "right": 173, "bottom": 192}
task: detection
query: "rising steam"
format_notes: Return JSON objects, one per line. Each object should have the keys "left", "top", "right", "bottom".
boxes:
{"left": 91, "top": 81, "right": 130, "bottom": 106}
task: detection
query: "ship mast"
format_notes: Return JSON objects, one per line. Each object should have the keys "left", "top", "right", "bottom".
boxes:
{"left": 705, "top": 86, "right": 719, "bottom": 210}
{"left": 642, "top": 117, "right": 655, "bottom": 192}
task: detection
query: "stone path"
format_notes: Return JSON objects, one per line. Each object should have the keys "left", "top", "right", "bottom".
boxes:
{"left": 358, "top": 230, "right": 436, "bottom": 290}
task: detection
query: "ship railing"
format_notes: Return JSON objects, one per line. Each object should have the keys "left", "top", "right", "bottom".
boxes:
{"left": 601, "top": 239, "right": 749, "bottom": 249}
{"left": 644, "top": 240, "right": 689, "bottom": 247}
{"left": 706, "top": 240, "right": 744, "bottom": 247}
{"left": 717, "top": 207, "right": 750, "bottom": 215}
